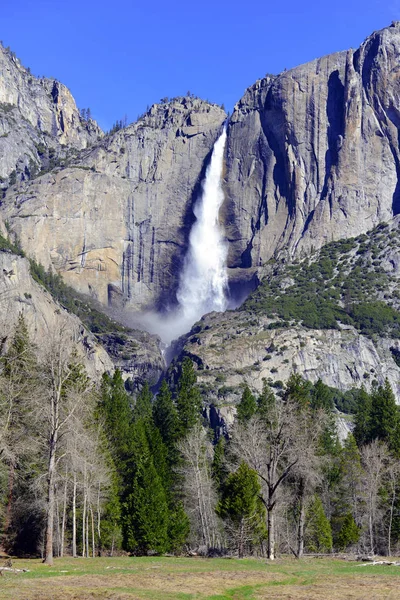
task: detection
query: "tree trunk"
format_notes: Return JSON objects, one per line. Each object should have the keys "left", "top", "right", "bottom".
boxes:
{"left": 388, "top": 484, "right": 396, "bottom": 557}
{"left": 296, "top": 478, "right": 306, "bottom": 559}
{"left": 72, "top": 474, "right": 77, "bottom": 557}
{"left": 60, "top": 473, "right": 68, "bottom": 558}
{"left": 82, "top": 490, "right": 87, "bottom": 558}
{"left": 4, "top": 462, "right": 15, "bottom": 536}
{"left": 267, "top": 505, "right": 275, "bottom": 560}
{"left": 44, "top": 435, "right": 57, "bottom": 565}
{"left": 86, "top": 510, "right": 89, "bottom": 558}
{"left": 97, "top": 483, "right": 101, "bottom": 556}
{"left": 90, "top": 505, "right": 95, "bottom": 558}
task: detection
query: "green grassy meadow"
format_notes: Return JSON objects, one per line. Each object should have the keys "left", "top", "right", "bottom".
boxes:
{"left": 0, "top": 556, "right": 399, "bottom": 599}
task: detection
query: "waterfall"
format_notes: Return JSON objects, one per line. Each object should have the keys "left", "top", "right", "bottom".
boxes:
{"left": 176, "top": 126, "right": 228, "bottom": 326}
{"left": 126, "top": 126, "right": 228, "bottom": 349}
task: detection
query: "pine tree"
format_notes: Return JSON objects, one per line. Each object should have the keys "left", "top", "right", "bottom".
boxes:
{"left": 310, "top": 379, "right": 334, "bottom": 411}
{"left": 236, "top": 385, "right": 257, "bottom": 423}
{"left": 217, "top": 462, "right": 266, "bottom": 557}
{"left": 331, "top": 434, "right": 363, "bottom": 548}
{"left": 99, "top": 370, "right": 133, "bottom": 462}
{"left": 369, "top": 379, "right": 400, "bottom": 454}
{"left": 123, "top": 455, "right": 169, "bottom": 554}
{"left": 133, "top": 382, "right": 153, "bottom": 423}
{"left": 176, "top": 358, "right": 202, "bottom": 436}
{"left": 336, "top": 513, "right": 360, "bottom": 551}
{"left": 353, "top": 385, "right": 372, "bottom": 447}
{"left": 305, "top": 495, "right": 333, "bottom": 553}
{"left": 257, "top": 380, "right": 275, "bottom": 422}
{"left": 284, "top": 373, "right": 312, "bottom": 409}
{"left": 153, "top": 379, "right": 179, "bottom": 457}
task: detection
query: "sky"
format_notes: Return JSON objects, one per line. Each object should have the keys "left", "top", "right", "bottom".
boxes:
{"left": 1, "top": 0, "right": 399, "bottom": 131}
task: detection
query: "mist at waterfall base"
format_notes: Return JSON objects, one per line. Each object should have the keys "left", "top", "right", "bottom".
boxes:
{"left": 134, "top": 127, "right": 229, "bottom": 348}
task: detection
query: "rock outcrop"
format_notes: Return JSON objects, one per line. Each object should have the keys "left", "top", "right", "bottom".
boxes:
{"left": 0, "top": 250, "right": 112, "bottom": 379}
{"left": 1, "top": 98, "right": 226, "bottom": 310}
{"left": 181, "top": 310, "right": 400, "bottom": 404}
{"left": 0, "top": 43, "right": 102, "bottom": 187}
{"left": 225, "top": 21, "right": 400, "bottom": 271}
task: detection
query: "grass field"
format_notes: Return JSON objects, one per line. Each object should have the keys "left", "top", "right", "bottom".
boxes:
{"left": 0, "top": 555, "right": 400, "bottom": 599}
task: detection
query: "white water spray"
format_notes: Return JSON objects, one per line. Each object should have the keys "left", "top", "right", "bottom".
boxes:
{"left": 176, "top": 126, "right": 228, "bottom": 324}
{"left": 118, "top": 127, "right": 229, "bottom": 350}
{"left": 143, "top": 126, "right": 228, "bottom": 347}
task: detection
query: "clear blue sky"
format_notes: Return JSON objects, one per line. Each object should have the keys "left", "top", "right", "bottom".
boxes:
{"left": 1, "top": 0, "right": 398, "bottom": 131}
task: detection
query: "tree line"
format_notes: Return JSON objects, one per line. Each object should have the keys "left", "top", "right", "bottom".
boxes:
{"left": 1, "top": 316, "right": 400, "bottom": 560}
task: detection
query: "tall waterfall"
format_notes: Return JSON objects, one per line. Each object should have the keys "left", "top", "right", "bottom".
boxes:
{"left": 176, "top": 126, "right": 228, "bottom": 327}
{"left": 128, "top": 126, "right": 229, "bottom": 348}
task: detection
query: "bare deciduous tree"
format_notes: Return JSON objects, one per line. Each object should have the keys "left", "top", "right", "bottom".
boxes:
{"left": 179, "top": 423, "right": 221, "bottom": 551}
{"left": 231, "top": 399, "right": 301, "bottom": 560}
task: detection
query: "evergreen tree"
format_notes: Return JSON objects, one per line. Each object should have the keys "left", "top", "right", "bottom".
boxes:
{"left": 353, "top": 385, "right": 372, "bottom": 447}
{"left": 133, "top": 382, "right": 153, "bottom": 423}
{"left": 331, "top": 435, "right": 363, "bottom": 547}
{"left": 284, "top": 374, "right": 312, "bottom": 409}
{"left": 310, "top": 379, "right": 334, "bottom": 411}
{"left": 257, "top": 380, "right": 275, "bottom": 422}
{"left": 176, "top": 358, "right": 202, "bottom": 436}
{"left": 99, "top": 370, "right": 133, "bottom": 463}
{"left": 153, "top": 379, "right": 179, "bottom": 457}
{"left": 335, "top": 513, "right": 360, "bottom": 551}
{"left": 305, "top": 495, "right": 333, "bottom": 553}
{"left": 217, "top": 462, "right": 266, "bottom": 557}
{"left": 123, "top": 456, "right": 169, "bottom": 554}
{"left": 236, "top": 385, "right": 257, "bottom": 424}
{"left": 369, "top": 379, "right": 400, "bottom": 454}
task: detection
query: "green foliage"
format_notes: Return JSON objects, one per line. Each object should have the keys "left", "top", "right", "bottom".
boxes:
{"left": 257, "top": 380, "right": 276, "bottom": 422}
{"left": 217, "top": 462, "right": 267, "bottom": 557}
{"left": 176, "top": 358, "right": 202, "bottom": 436}
{"left": 29, "top": 258, "right": 128, "bottom": 335}
{"left": 0, "top": 232, "right": 25, "bottom": 256}
{"left": 152, "top": 380, "right": 179, "bottom": 457}
{"left": 133, "top": 382, "right": 153, "bottom": 423}
{"left": 236, "top": 385, "right": 257, "bottom": 423}
{"left": 284, "top": 373, "right": 312, "bottom": 409}
{"left": 335, "top": 513, "right": 360, "bottom": 550}
{"left": 242, "top": 225, "right": 400, "bottom": 337}
{"left": 369, "top": 380, "right": 400, "bottom": 454}
{"left": 305, "top": 496, "right": 333, "bottom": 553}
{"left": 99, "top": 370, "right": 133, "bottom": 463}
{"left": 123, "top": 457, "right": 169, "bottom": 555}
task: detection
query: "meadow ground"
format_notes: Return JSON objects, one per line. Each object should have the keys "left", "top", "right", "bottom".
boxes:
{"left": 0, "top": 555, "right": 399, "bottom": 599}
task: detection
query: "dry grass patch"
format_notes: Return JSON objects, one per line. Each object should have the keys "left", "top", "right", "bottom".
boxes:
{"left": 0, "top": 556, "right": 399, "bottom": 600}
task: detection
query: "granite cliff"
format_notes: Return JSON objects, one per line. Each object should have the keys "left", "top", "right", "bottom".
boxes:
{"left": 225, "top": 21, "right": 400, "bottom": 274}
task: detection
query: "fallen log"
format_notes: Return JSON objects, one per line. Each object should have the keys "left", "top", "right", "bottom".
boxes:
{"left": 357, "top": 561, "right": 400, "bottom": 567}
{"left": 0, "top": 566, "right": 30, "bottom": 573}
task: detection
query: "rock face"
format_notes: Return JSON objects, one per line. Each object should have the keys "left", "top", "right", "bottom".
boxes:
{"left": 225, "top": 22, "right": 400, "bottom": 270}
{"left": 1, "top": 98, "right": 226, "bottom": 310}
{"left": 181, "top": 311, "right": 400, "bottom": 404}
{"left": 0, "top": 43, "right": 102, "bottom": 187}
{"left": 0, "top": 250, "right": 112, "bottom": 379}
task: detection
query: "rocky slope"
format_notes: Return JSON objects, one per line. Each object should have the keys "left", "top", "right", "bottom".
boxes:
{"left": 0, "top": 44, "right": 102, "bottom": 189}
{"left": 181, "top": 311, "right": 400, "bottom": 427}
{"left": 225, "top": 21, "right": 400, "bottom": 273}
{"left": 176, "top": 217, "right": 400, "bottom": 421}
{"left": 0, "top": 249, "right": 112, "bottom": 379}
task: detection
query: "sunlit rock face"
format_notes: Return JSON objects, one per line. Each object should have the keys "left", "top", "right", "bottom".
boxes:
{"left": 3, "top": 23, "right": 400, "bottom": 319}
{"left": 1, "top": 96, "right": 226, "bottom": 311}
{"left": 224, "top": 22, "right": 400, "bottom": 270}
